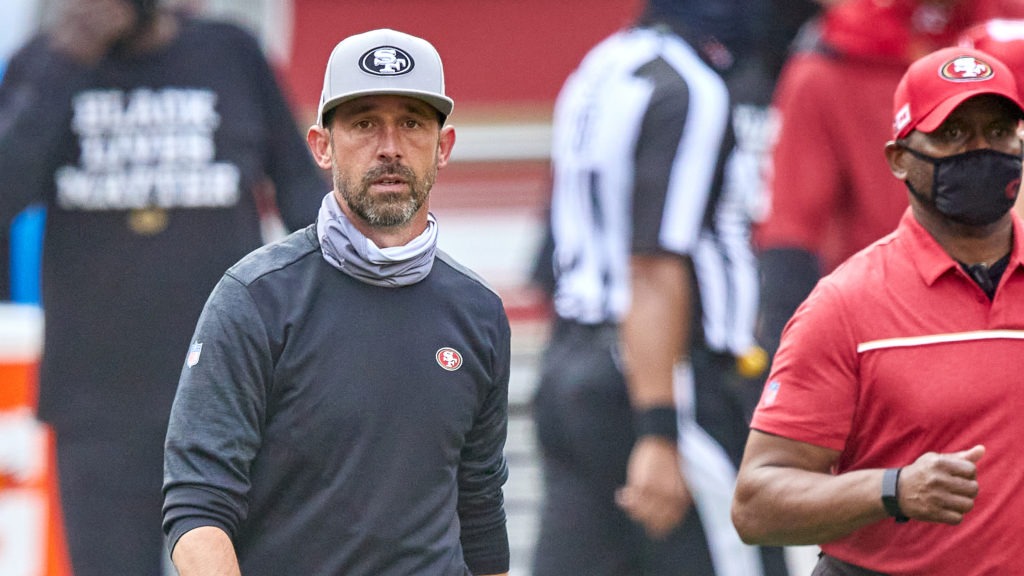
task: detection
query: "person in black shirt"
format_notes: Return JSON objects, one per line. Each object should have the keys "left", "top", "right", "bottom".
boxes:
{"left": 0, "top": 1, "right": 324, "bottom": 574}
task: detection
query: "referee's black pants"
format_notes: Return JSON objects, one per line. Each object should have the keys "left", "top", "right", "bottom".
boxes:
{"left": 531, "top": 320, "right": 788, "bottom": 576}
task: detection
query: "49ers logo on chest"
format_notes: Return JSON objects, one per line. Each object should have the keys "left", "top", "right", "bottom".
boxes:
{"left": 436, "top": 347, "right": 463, "bottom": 371}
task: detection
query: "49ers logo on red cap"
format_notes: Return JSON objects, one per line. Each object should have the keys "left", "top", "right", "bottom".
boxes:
{"left": 939, "top": 56, "right": 994, "bottom": 82}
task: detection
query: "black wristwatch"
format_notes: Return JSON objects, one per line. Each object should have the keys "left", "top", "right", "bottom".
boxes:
{"left": 882, "top": 468, "right": 910, "bottom": 523}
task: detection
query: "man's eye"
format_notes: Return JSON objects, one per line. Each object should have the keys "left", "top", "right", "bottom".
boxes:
{"left": 939, "top": 126, "right": 963, "bottom": 141}
{"left": 992, "top": 124, "right": 1015, "bottom": 137}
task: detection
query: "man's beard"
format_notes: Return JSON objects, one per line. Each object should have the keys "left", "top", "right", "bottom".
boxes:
{"left": 335, "top": 161, "right": 435, "bottom": 228}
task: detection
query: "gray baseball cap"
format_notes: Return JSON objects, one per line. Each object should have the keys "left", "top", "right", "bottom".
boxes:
{"left": 317, "top": 28, "right": 454, "bottom": 126}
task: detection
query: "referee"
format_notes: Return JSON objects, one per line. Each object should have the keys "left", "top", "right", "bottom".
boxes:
{"left": 530, "top": 1, "right": 786, "bottom": 575}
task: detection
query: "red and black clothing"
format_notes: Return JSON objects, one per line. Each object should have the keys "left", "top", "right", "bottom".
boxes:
{"left": 753, "top": 209, "right": 1024, "bottom": 574}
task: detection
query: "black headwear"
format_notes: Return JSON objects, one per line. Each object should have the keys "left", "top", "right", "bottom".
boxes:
{"left": 640, "top": 0, "right": 763, "bottom": 57}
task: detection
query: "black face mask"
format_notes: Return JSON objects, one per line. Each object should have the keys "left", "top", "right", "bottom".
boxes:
{"left": 902, "top": 146, "right": 1022, "bottom": 226}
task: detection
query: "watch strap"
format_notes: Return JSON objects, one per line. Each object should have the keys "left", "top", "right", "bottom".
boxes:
{"left": 632, "top": 406, "right": 678, "bottom": 442}
{"left": 882, "top": 467, "right": 910, "bottom": 523}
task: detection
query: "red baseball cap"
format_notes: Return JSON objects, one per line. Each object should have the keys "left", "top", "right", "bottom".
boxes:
{"left": 892, "top": 46, "right": 1024, "bottom": 139}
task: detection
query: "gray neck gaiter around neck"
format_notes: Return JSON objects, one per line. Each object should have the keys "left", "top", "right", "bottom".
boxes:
{"left": 316, "top": 192, "right": 437, "bottom": 287}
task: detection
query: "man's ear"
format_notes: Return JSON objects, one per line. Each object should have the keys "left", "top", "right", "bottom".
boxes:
{"left": 884, "top": 140, "right": 909, "bottom": 181}
{"left": 307, "top": 125, "right": 333, "bottom": 170}
{"left": 436, "top": 125, "right": 456, "bottom": 169}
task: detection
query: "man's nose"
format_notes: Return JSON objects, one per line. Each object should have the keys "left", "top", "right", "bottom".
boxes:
{"left": 961, "top": 129, "right": 991, "bottom": 152}
{"left": 376, "top": 125, "right": 402, "bottom": 158}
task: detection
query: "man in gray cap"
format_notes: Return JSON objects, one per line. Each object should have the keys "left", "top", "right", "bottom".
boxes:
{"left": 162, "top": 29, "right": 511, "bottom": 576}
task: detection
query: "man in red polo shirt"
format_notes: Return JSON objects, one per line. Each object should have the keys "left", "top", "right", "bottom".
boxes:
{"left": 731, "top": 46, "right": 1024, "bottom": 575}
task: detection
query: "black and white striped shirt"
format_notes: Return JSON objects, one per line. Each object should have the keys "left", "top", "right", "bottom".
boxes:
{"left": 549, "top": 25, "right": 758, "bottom": 356}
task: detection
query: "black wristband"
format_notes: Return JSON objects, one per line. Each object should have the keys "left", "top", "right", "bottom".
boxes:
{"left": 632, "top": 406, "right": 678, "bottom": 442}
{"left": 882, "top": 467, "right": 909, "bottom": 523}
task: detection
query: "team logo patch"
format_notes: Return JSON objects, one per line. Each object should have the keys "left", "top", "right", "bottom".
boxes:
{"left": 939, "top": 56, "right": 994, "bottom": 82}
{"left": 186, "top": 342, "right": 203, "bottom": 368}
{"left": 894, "top": 103, "right": 911, "bottom": 134}
{"left": 359, "top": 46, "right": 414, "bottom": 76}
{"left": 436, "top": 347, "right": 463, "bottom": 371}
{"left": 763, "top": 380, "right": 781, "bottom": 407}
{"left": 1006, "top": 177, "right": 1022, "bottom": 199}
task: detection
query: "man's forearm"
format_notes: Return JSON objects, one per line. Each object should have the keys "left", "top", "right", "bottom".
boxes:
{"left": 621, "top": 254, "right": 690, "bottom": 408}
{"left": 732, "top": 432, "right": 888, "bottom": 546}
{"left": 733, "top": 461, "right": 888, "bottom": 545}
{"left": 615, "top": 254, "right": 693, "bottom": 538}
{"left": 171, "top": 526, "right": 242, "bottom": 576}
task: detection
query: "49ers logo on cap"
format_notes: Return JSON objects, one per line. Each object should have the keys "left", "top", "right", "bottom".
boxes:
{"left": 359, "top": 46, "right": 415, "bottom": 76}
{"left": 939, "top": 56, "right": 994, "bottom": 82}
{"left": 436, "top": 347, "right": 463, "bottom": 371}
